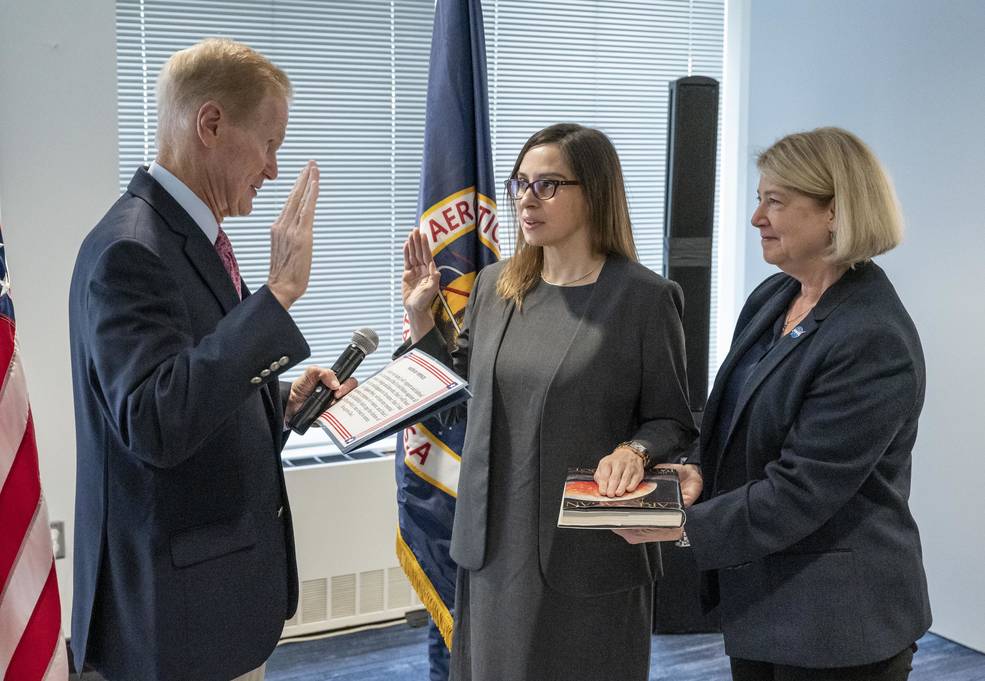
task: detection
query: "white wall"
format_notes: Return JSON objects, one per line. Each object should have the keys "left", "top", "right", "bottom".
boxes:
{"left": 0, "top": 0, "right": 118, "bottom": 629}
{"left": 739, "top": 0, "right": 985, "bottom": 653}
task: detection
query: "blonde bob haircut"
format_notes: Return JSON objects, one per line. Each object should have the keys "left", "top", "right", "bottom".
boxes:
{"left": 497, "top": 123, "right": 638, "bottom": 307}
{"left": 757, "top": 127, "right": 903, "bottom": 266}
{"left": 156, "top": 38, "right": 292, "bottom": 148}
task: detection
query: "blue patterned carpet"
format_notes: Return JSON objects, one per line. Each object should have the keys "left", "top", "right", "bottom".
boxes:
{"left": 267, "top": 624, "right": 985, "bottom": 681}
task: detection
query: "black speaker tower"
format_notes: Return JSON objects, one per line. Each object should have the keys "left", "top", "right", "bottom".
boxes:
{"left": 664, "top": 75, "right": 718, "bottom": 411}
{"left": 654, "top": 75, "right": 721, "bottom": 634}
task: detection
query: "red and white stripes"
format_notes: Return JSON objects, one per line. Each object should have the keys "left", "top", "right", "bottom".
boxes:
{"left": 0, "top": 316, "right": 68, "bottom": 681}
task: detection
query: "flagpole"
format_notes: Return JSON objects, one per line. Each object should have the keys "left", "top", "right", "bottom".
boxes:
{"left": 435, "top": 290, "right": 462, "bottom": 336}
{"left": 396, "top": 0, "right": 499, "bottom": 672}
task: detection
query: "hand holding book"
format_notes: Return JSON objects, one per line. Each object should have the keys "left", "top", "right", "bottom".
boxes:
{"left": 559, "top": 466, "right": 688, "bottom": 530}
{"left": 613, "top": 526, "right": 685, "bottom": 544}
{"left": 662, "top": 463, "right": 703, "bottom": 507}
{"left": 612, "top": 463, "right": 703, "bottom": 545}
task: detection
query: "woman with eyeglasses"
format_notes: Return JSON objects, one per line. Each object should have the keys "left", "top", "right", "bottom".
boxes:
{"left": 399, "top": 123, "right": 700, "bottom": 681}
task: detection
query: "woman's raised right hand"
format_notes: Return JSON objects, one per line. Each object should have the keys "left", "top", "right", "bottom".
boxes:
{"left": 402, "top": 230, "right": 441, "bottom": 338}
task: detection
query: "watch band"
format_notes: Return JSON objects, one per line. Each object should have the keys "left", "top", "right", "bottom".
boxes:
{"left": 617, "top": 440, "right": 649, "bottom": 468}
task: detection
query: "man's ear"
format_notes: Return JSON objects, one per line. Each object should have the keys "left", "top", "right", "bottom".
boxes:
{"left": 196, "top": 100, "right": 223, "bottom": 148}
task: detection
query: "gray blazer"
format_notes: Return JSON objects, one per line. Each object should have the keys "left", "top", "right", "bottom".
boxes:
{"left": 687, "top": 262, "right": 932, "bottom": 667}
{"left": 408, "top": 255, "right": 697, "bottom": 596}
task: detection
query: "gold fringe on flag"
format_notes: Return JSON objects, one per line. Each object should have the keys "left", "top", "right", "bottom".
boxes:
{"left": 395, "top": 529, "right": 454, "bottom": 649}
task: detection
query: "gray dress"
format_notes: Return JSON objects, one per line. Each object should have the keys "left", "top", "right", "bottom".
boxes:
{"left": 450, "top": 280, "right": 652, "bottom": 681}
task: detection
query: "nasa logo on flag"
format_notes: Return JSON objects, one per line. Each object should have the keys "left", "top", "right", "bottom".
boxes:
{"left": 420, "top": 187, "right": 501, "bottom": 350}
{"left": 421, "top": 188, "right": 499, "bottom": 258}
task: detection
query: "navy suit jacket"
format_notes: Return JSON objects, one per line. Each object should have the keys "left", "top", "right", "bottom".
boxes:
{"left": 687, "top": 262, "right": 932, "bottom": 667}
{"left": 69, "top": 168, "right": 310, "bottom": 681}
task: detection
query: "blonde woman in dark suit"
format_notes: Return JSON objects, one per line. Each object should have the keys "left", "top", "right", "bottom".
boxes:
{"left": 400, "top": 123, "right": 701, "bottom": 681}
{"left": 622, "top": 127, "right": 932, "bottom": 681}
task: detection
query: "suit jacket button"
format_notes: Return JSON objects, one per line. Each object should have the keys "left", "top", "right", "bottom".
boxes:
{"left": 260, "top": 369, "right": 271, "bottom": 377}
{"left": 250, "top": 376, "right": 262, "bottom": 385}
{"left": 270, "top": 361, "right": 280, "bottom": 371}
{"left": 279, "top": 356, "right": 289, "bottom": 366}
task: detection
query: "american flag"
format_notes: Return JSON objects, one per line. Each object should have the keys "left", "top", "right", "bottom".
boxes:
{"left": 0, "top": 226, "right": 68, "bottom": 681}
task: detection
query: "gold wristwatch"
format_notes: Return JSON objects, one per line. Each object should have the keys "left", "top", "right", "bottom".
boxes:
{"left": 617, "top": 440, "right": 650, "bottom": 468}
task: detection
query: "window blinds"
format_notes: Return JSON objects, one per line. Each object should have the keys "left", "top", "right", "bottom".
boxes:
{"left": 116, "top": 0, "right": 724, "bottom": 392}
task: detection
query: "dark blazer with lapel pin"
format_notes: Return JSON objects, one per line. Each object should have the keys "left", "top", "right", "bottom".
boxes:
{"left": 69, "top": 168, "right": 310, "bottom": 681}
{"left": 686, "top": 261, "right": 932, "bottom": 668}
{"left": 405, "top": 255, "right": 697, "bottom": 596}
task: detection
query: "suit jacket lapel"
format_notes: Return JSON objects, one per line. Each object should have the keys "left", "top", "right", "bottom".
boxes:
{"left": 723, "top": 316, "right": 818, "bottom": 448}
{"left": 702, "top": 277, "right": 798, "bottom": 454}
{"left": 183, "top": 235, "right": 241, "bottom": 315}
{"left": 709, "top": 265, "right": 872, "bottom": 483}
{"left": 726, "top": 264, "right": 871, "bottom": 438}
{"left": 127, "top": 167, "right": 240, "bottom": 315}
{"left": 705, "top": 277, "right": 800, "bottom": 483}
{"left": 468, "top": 278, "right": 515, "bottom": 467}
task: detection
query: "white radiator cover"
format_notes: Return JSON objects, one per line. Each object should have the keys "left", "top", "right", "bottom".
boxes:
{"left": 281, "top": 445, "right": 421, "bottom": 637}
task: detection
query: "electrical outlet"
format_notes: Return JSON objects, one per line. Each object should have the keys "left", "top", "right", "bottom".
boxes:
{"left": 50, "top": 521, "right": 65, "bottom": 559}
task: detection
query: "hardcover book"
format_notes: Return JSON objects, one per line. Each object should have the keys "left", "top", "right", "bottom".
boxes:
{"left": 557, "top": 467, "right": 685, "bottom": 529}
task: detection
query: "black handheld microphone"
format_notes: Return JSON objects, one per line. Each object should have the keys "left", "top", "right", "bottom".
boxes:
{"left": 287, "top": 327, "right": 379, "bottom": 435}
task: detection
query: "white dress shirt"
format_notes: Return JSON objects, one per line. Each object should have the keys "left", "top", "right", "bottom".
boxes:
{"left": 148, "top": 161, "right": 220, "bottom": 244}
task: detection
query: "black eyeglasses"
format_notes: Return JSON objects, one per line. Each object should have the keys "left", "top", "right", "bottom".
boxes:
{"left": 504, "top": 178, "right": 581, "bottom": 200}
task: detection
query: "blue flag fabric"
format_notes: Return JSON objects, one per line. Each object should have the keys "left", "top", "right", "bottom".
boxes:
{"left": 395, "top": 0, "right": 499, "bottom": 659}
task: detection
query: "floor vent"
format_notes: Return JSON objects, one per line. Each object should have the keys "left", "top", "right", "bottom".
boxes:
{"left": 282, "top": 450, "right": 419, "bottom": 637}
{"left": 301, "top": 577, "right": 328, "bottom": 624}
{"left": 387, "top": 566, "right": 412, "bottom": 609}
{"left": 331, "top": 573, "right": 357, "bottom": 618}
{"left": 359, "top": 569, "right": 385, "bottom": 613}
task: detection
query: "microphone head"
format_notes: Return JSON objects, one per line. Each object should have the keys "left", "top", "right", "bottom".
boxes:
{"left": 351, "top": 327, "right": 379, "bottom": 356}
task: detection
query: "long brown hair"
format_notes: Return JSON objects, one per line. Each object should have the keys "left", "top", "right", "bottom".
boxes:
{"left": 496, "top": 123, "right": 638, "bottom": 306}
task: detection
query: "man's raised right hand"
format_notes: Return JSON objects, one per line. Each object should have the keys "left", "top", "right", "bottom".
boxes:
{"left": 268, "top": 161, "right": 319, "bottom": 309}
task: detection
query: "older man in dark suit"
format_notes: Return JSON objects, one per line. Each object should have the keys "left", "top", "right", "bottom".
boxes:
{"left": 69, "top": 38, "right": 352, "bottom": 681}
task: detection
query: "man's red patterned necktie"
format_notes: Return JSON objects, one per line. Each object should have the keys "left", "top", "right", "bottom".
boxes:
{"left": 214, "top": 227, "right": 242, "bottom": 300}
